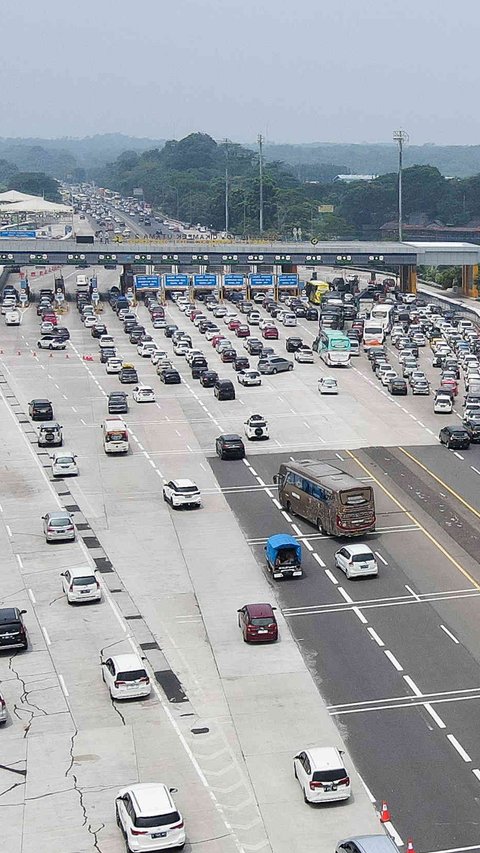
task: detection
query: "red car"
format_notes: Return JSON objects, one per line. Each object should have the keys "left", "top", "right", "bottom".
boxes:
{"left": 237, "top": 603, "right": 278, "bottom": 643}
{"left": 262, "top": 325, "right": 279, "bottom": 340}
{"left": 235, "top": 324, "right": 250, "bottom": 338}
{"left": 42, "top": 312, "right": 57, "bottom": 325}
{"left": 221, "top": 348, "right": 237, "bottom": 363}
{"left": 228, "top": 318, "right": 242, "bottom": 331}
{"left": 211, "top": 334, "right": 225, "bottom": 348}
{"left": 440, "top": 377, "right": 458, "bottom": 396}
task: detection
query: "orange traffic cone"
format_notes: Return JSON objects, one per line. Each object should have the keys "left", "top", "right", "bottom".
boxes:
{"left": 379, "top": 800, "right": 391, "bottom": 823}
{"left": 406, "top": 840, "right": 416, "bottom": 853}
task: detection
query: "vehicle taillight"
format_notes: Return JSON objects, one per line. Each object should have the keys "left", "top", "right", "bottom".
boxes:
{"left": 47, "top": 526, "right": 55, "bottom": 533}
{"left": 114, "top": 680, "right": 126, "bottom": 688}
{"left": 309, "top": 781, "right": 323, "bottom": 790}
{"left": 69, "top": 584, "right": 74, "bottom": 592}
{"left": 95, "top": 580, "right": 100, "bottom": 589}
{"left": 339, "top": 776, "right": 350, "bottom": 786}
{"left": 139, "top": 677, "right": 150, "bottom": 684}
{"left": 131, "top": 829, "right": 149, "bottom": 836}
{"left": 171, "top": 820, "right": 184, "bottom": 829}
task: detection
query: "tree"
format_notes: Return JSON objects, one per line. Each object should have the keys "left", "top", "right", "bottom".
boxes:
{"left": 8, "top": 172, "right": 60, "bottom": 201}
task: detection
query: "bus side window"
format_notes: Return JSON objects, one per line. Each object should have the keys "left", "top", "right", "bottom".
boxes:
{"left": 312, "top": 484, "right": 325, "bottom": 500}
{"left": 294, "top": 474, "right": 303, "bottom": 489}
{"left": 286, "top": 472, "right": 294, "bottom": 485}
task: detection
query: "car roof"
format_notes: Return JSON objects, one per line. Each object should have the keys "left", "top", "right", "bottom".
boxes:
{"left": 337, "top": 836, "right": 400, "bottom": 853}
{"left": 246, "top": 603, "right": 275, "bottom": 617}
{"left": 110, "top": 653, "right": 145, "bottom": 670}
{"left": 172, "top": 479, "right": 197, "bottom": 488}
{"left": 67, "top": 566, "right": 96, "bottom": 578}
{"left": 48, "top": 509, "right": 71, "bottom": 518}
{"left": 0, "top": 607, "right": 22, "bottom": 623}
{"left": 305, "top": 746, "right": 344, "bottom": 768}
{"left": 52, "top": 449, "right": 75, "bottom": 457}
{"left": 220, "top": 433, "right": 242, "bottom": 441}
{"left": 31, "top": 398, "right": 51, "bottom": 404}
{"left": 343, "top": 543, "right": 374, "bottom": 556}
{"left": 127, "top": 782, "right": 174, "bottom": 816}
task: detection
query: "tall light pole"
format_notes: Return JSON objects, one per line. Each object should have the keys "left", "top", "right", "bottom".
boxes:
{"left": 393, "top": 129, "right": 408, "bottom": 242}
{"left": 224, "top": 139, "right": 230, "bottom": 235}
{"left": 258, "top": 133, "right": 264, "bottom": 234}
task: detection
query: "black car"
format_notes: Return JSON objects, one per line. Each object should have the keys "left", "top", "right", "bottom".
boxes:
{"left": 100, "top": 347, "right": 117, "bottom": 363}
{"left": 214, "top": 378, "right": 235, "bottom": 400}
{"left": 245, "top": 338, "right": 263, "bottom": 356}
{"left": 464, "top": 416, "right": 480, "bottom": 442}
{"left": 0, "top": 607, "right": 28, "bottom": 651}
{"left": 305, "top": 307, "right": 319, "bottom": 321}
{"left": 164, "top": 324, "right": 179, "bottom": 338}
{"left": 108, "top": 392, "right": 128, "bottom": 414}
{"left": 286, "top": 336, "right": 303, "bottom": 353}
{"left": 123, "top": 319, "right": 138, "bottom": 333}
{"left": 200, "top": 370, "right": 218, "bottom": 388}
{"left": 191, "top": 359, "right": 208, "bottom": 379}
{"left": 119, "top": 367, "right": 138, "bottom": 383}
{"left": 294, "top": 306, "right": 307, "bottom": 318}
{"left": 388, "top": 377, "right": 408, "bottom": 395}
{"left": 129, "top": 328, "right": 145, "bottom": 344}
{"left": 233, "top": 356, "right": 250, "bottom": 372}
{"left": 29, "top": 399, "right": 53, "bottom": 420}
{"left": 216, "top": 433, "right": 245, "bottom": 459}
{"left": 91, "top": 324, "right": 107, "bottom": 338}
{"left": 159, "top": 368, "right": 181, "bottom": 384}
{"left": 198, "top": 320, "right": 215, "bottom": 335}
{"left": 439, "top": 425, "right": 471, "bottom": 449}
{"left": 52, "top": 326, "right": 70, "bottom": 341}
{"left": 221, "top": 348, "right": 237, "bottom": 363}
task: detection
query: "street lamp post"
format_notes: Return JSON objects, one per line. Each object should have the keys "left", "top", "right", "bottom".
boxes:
{"left": 258, "top": 133, "right": 264, "bottom": 234}
{"left": 224, "top": 140, "right": 229, "bottom": 235}
{"left": 393, "top": 129, "right": 408, "bottom": 242}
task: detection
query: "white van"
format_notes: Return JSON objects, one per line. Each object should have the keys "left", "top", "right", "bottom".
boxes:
{"left": 363, "top": 323, "right": 385, "bottom": 349}
{"left": 370, "top": 303, "right": 394, "bottom": 330}
{"left": 5, "top": 309, "right": 21, "bottom": 326}
{"left": 102, "top": 417, "right": 129, "bottom": 454}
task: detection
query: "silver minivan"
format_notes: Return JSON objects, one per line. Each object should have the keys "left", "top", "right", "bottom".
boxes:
{"left": 336, "top": 835, "right": 400, "bottom": 853}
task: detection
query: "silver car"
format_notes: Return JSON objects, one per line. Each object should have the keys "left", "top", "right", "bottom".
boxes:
{"left": 42, "top": 511, "right": 75, "bottom": 543}
{"left": 258, "top": 356, "right": 293, "bottom": 375}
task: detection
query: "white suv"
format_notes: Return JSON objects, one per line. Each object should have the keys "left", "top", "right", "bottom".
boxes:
{"left": 102, "top": 653, "right": 151, "bottom": 699}
{"left": 294, "top": 746, "right": 351, "bottom": 804}
{"left": 116, "top": 782, "right": 186, "bottom": 851}
{"left": 61, "top": 566, "right": 101, "bottom": 604}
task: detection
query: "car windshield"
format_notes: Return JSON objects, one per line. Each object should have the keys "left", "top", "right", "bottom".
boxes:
{"left": 135, "top": 811, "right": 181, "bottom": 829}
{"left": 117, "top": 669, "right": 148, "bottom": 682}
{"left": 72, "top": 576, "right": 96, "bottom": 586}
{"left": 55, "top": 457, "right": 74, "bottom": 465}
{"left": 312, "top": 769, "right": 346, "bottom": 783}
{"left": 49, "top": 517, "right": 70, "bottom": 526}
{"left": 352, "top": 553, "right": 373, "bottom": 563}
{"left": 0, "top": 622, "right": 21, "bottom": 632}
{"left": 251, "top": 617, "right": 273, "bottom": 626}
{"left": 175, "top": 486, "right": 199, "bottom": 494}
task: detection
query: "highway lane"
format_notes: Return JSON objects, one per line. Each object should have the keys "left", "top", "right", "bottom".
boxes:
{"left": 0, "top": 270, "right": 381, "bottom": 853}
{"left": 209, "top": 442, "right": 480, "bottom": 851}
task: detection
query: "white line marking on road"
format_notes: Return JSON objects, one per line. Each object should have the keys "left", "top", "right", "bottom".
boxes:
{"left": 440, "top": 624, "right": 460, "bottom": 644}
{"left": 243, "top": 459, "right": 251, "bottom": 468}
{"left": 265, "top": 488, "right": 274, "bottom": 498}
{"left": 58, "top": 674, "right": 69, "bottom": 697}
{"left": 5, "top": 525, "right": 12, "bottom": 537}
{"left": 471, "top": 466, "right": 480, "bottom": 476}
{"left": 28, "top": 588, "right": 36, "bottom": 604}
{"left": 138, "top": 442, "right": 144, "bottom": 451}
{"left": 71, "top": 406, "right": 77, "bottom": 413}
{"left": 281, "top": 511, "right": 292, "bottom": 523}
{"left": 367, "top": 627, "right": 385, "bottom": 647}
{"left": 403, "top": 675, "right": 422, "bottom": 696}
{"left": 335, "top": 453, "right": 344, "bottom": 461}
{"left": 42, "top": 626, "right": 51, "bottom": 646}
{"left": 384, "top": 650, "right": 404, "bottom": 671}
{"left": 424, "top": 703, "right": 446, "bottom": 728}
{"left": 383, "top": 821, "right": 403, "bottom": 847}
{"left": 272, "top": 498, "right": 282, "bottom": 509}
{"left": 338, "top": 586, "right": 353, "bottom": 603}
{"left": 149, "top": 459, "right": 156, "bottom": 467}
{"left": 405, "top": 584, "right": 420, "bottom": 601}
{"left": 417, "top": 421, "right": 425, "bottom": 427}
{"left": 0, "top": 503, "right": 3, "bottom": 513}
{"left": 324, "top": 568, "right": 338, "bottom": 584}
{"left": 80, "top": 418, "right": 86, "bottom": 425}
{"left": 302, "top": 539, "right": 314, "bottom": 552}
{"left": 472, "top": 769, "right": 480, "bottom": 782}
{"left": 447, "top": 734, "right": 471, "bottom": 762}
{"left": 313, "top": 553, "right": 326, "bottom": 567}
{"left": 375, "top": 550, "right": 388, "bottom": 565}
{"left": 291, "top": 523, "right": 302, "bottom": 536}
{"left": 16, "top": 554, "right": 24, "bottom": 569}
{"left": 353, "top": 606, "right": 368, "bottom": 624}
{"left": 249, "top": 467, "right": 258, "bottom": 476}
{"left": 357, "top": 773, "right": 376, "bottom": 803}
{"left": 426, "top": 427, "right": 435, "bottom": 435}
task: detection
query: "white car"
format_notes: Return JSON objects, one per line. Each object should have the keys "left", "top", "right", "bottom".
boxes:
{"left": 40, "top": 320, "right": 55, "bottom": 334}
{"left": 205, "top": 326, "right": 220, "bottom": 341}
{"left": 133, "top": 385, "right": 156, "bottom": 403}
{"left": 106, "top": 357, "right": 123, "bottom": 374}
{"left": 136, "top": 341, "right": 155, "bottom": 357}
{"left": 163, "top": 479, "right": 201, "bottom": 508}
{"left": 434, "top": 395, "right": 453, "bottom": 414}
{"left": 248, "top": 311, "right": 261, "bottom": 325}
{"left": 151, "top": 349, "right": 169, "bottom": 365}
{"left": 61, "top": 566, "right": 101, "bottom": 604}
{"left": 37, "top": 336, "right": 66, "bottom": 350}
{"left": 102, "top": 653, "right": 151, "bottom": 699}
{"left": 294, "top": 747, "right": 351, "bottom": 804}
{"left": 83, "top": 314, "right": 97, "bottom": 328}
{"left": 294, "top": 347, "right": 314, "bottom": 364}
{"left": 381, "top": 369, "right": 398, "bottom": 386}
{"left": 334, "top": 543, "right": 378, "bottom": 579}
{"left": 185, "top": 349, "right": 204, "bottom": 365}
{"left": 318, "top": 376, "right": 338, "bottom": 394}
{"left": 1, "top": 298, "right": 16, "bottom": 314}
{"left": 223, "top": 312, "right": 237, "bottom": 325}
{"left": 244, "top": 414, "right": 269, "bottom": 440}
{"left": 5, "top": 311, "right": 21, "bottom": 326}
{"left": 237, "top": 369, "right": 262, "bottom": 386}
{"left": 173, "top": 340, "right": 190, "bottom": 356}
{"left": 259, "top": 317, "right": 273, "bottom": 330}
{"left": 51, "top": 450, "right": 78, "bottom": 477}
{"left": 115, "top": 783, "right": 186, "bottom": 852}
{"left": 282, "top": 313, "right": 297, "bottom": 327}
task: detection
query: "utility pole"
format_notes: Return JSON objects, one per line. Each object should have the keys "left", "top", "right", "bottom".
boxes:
{"left": 393, "top": 129, "right": 408, "bottom": 242}
{"left": 224, "top": 140, "right": 229, "bottom": 235}
{"left": 258, "top": 133, "right": 264, "bottom": 234}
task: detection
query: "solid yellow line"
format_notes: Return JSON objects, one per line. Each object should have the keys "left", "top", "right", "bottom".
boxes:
{"left": 346, "top": 449, "right": 480, "bottom": 591}
{"left": 399, "top": 446, "right": 480, "bottom": 523}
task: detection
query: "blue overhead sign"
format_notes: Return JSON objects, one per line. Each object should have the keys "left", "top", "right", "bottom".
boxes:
{"left": 0, "top": 230, "right": 36, "bottom": 239}
{"left": 165, "top": 273, "right": 189, "bottom": 288}
{"left": 135, "top": 274, "right": 160, "bottom": 290}
{"left": 224, "top": 274, "right": 245, "bottom": 288}
{"left": 249, "top": 273, "right": 274, "bottom": 288}
{"left": 193, "top": 274, "right": 218, "bottom": 288}
{"left": 278, "top": 274, "right": 299, "bottom": 287}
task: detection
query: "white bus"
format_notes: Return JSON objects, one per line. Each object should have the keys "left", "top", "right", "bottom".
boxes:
{"left": 362, "top": 322, "right": 385, "bottom": 350}
{"left": 370, "top": 303, "right": 394, "bottom": 330}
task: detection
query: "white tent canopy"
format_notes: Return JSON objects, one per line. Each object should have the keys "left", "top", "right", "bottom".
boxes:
{"left": 0, "top": 198, "right": 73, "bottom": 213}
{"left": 0, "top": 190, "right": 40, "bottom": 204}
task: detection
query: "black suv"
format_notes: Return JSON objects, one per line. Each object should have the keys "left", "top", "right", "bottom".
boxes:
{"left": 29, "top": 399, "right": 53, "bottom": 421}
{"left": 108, "top": 392, "right": 128, "bottom": 414}
{"left": 0, "top": 608, "right": 28, "bottom": 650}
{"left": 214, "top": 379, "right": 235, "bottom": 400}
{"left": 286, "top": 336, "right": 303, "bottom": 353}
{"left": 119, "top": 366, "right": 138, "bottom": 384}
{"left": 216, "top": 434, "right": 245, "bottom": 460}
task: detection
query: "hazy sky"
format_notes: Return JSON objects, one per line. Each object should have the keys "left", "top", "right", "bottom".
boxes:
{"left": 2, "top": 0, "right": 479, "bottom": 144}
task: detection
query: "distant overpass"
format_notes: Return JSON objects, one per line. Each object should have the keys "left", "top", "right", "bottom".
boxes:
{"left": 1, "top": 238, "right": 479, "bottom": 295}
